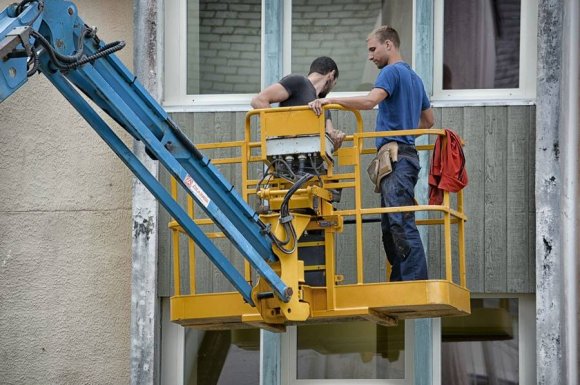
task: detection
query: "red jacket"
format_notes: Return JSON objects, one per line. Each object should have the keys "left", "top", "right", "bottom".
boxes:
{"left": 428, "top": 129, "right": 468, "bottom": 205}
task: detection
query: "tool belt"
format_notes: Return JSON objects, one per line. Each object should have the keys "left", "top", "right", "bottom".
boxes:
{"left": 367, "top": 141, "right": 399, "bottom": 193}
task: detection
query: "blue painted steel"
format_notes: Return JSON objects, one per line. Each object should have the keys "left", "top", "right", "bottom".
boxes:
{"left": 0, "top": 3, "right": 43, "bottom": 101}
{"left": 40, "top": 63, "right": 256, "bottom": 305}
{"left": 41, "top": 1, "right": 77, "bottom": 55}
{"left": 0, "top": 0, "right": 293, "bottom": 304}
{"left": 62, "top": 62, "right": 289, "bottom": 301}
{"left": 52, "top": 14, "right": 276, "bottom": 264}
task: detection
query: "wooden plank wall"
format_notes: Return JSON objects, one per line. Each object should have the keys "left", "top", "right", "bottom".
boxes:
{"left": 430, "top": 106, "right": 536, "bottom": 293}
{"left": 158, "top": 106, "right": 536, "bottom": 296}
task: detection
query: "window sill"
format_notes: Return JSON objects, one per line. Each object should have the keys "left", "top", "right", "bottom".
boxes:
{"left": 163, "top": 94, "right": 537, "bottom": 112}
{"left": 431, "top": 98, "right": 536, "bottom": 108}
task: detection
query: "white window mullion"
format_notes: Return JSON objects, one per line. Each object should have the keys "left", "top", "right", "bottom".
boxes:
{"left": 282, "top": 0, "right": 292, "bottom": 76}
{"left": 160, "top": 298, "right": 185, "bottom": 385}
{"left": 519, "top": 0, "right": 538, "bottom": 99}
{"left": 433, "top": 0, "right": 444, "bottom": 100}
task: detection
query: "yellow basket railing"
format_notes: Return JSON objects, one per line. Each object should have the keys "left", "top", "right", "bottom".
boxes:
{"left": 168, "top": 105, "right": 467, "bottom": 299}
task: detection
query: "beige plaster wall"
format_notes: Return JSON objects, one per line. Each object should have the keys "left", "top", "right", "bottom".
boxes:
{"left": 0, "top": 1, "right": 134, "bottom": 384}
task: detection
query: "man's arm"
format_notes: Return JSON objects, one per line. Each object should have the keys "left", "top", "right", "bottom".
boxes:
{"left": 250, "top": 83, "right": 290, "bottom": 109}
{"left": 325, "top": 118, "right": 346, "bottom": 150}
{"left": 419, "top": 107, "right": 435, "bottom": 128}
{"left": 308, "top": 88, "right": 387, "bottom": 115}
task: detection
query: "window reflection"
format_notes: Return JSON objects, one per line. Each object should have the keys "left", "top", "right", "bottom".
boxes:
{"left": 291, "top": 0, "right": 413, "bottom": 92}
{"left": 443, "top": 0, "right": 521, "bottom": 90}
{"left": 187, "top": 0, "right": 261, "bottom": 95}
{"left": 441, "top": 298, "right": 519, "bottom": 385}
{"left": 184, "top": 328, "right": 260, "bottom": 385}
{"left": 296, "top": 321, "right": 405, "bottom": 379}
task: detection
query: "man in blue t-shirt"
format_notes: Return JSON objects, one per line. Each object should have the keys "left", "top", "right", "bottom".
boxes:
{"left": 309, "top": 26, "right": 434, "bottom": 281}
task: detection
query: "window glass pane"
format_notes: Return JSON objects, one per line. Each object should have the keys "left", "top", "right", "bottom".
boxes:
{"left": 443, "top": 0, "right": 521, "bottom": 90}
{"left": 297, "top": 321, "right": 405, "bottom": 379}
{"left": 184, "top": 328, "right": 260, "bottom": 385}
{"left": 441, "top": 298, "right": 519, "bottom": 385}
{"left": 291, "top": 0, "right": 413, "bottom": 92}
{"left": 187, "top": 0, "right": 261, "bottom": 94}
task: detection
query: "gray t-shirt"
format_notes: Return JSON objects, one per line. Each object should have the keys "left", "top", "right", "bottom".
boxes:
{"left": 278, "top": 74, "right": 317, "bottom": 107}
{"left": 279, "top": 74, "right": 330, "bottom": 119}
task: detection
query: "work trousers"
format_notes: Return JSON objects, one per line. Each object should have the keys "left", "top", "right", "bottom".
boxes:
{"left": 379, "top": 148, "right": 428, "bottom": 281}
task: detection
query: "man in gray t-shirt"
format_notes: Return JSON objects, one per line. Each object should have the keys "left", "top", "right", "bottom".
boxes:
{"left": 251, "top": 56, "right": 345, "bottom": 149}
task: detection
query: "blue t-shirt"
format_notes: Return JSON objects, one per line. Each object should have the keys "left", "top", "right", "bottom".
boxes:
{"left": 374, "top": 62, "right": 430, "bottom": 149}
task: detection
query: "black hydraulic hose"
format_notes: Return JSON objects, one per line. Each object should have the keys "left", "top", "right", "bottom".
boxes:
{"left": 31, "top": 30, "right": 78, "bottom": 68}
{"left": 16, "top": 0, "right": 38, "bottom": 15}
{"left": 61, "top": 40, "right": 125, "bottom": 70}
{"left": 26, "top": 47, "right": 38, "bottom": 76}
{"left": 270, "top": 173, "right": 314, "bottom": 254}
{"left": 16, "top": 0, "right": 44, "bottom": 26}
{"left": 256, "top": 158, "right": 296, "bottom": 193}
{"left": 31, "top": 25, "right": 124, "bottom": 71}
{"left": 31, "top": 27, "right": 92, "bottom": 65}
{"left": 54, "top": 27, "right": 91, "bottom": 64}
{"left": 308, "top": 153, "right": 323, "bottom": 184}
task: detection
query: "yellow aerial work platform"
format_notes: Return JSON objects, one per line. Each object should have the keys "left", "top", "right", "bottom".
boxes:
{"left": 169, "top": 105, "right": 470, "bottom": 331}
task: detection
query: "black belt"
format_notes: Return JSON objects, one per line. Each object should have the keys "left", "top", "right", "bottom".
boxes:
{"left": 382, "top": 141, "right": 417, "bottom": 157}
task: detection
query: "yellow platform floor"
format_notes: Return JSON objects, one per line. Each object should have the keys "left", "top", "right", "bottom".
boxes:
{"left": 171, "top": 279, "right": 470, "bottom": 331}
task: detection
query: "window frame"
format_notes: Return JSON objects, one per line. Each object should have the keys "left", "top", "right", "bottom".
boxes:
{"left": 279, "top": 321, "right": 416, "bottom": 385}
{"left": 163, "top": 0, "right": 418, "bottom": 112}
{"left": 163, "top": 0, "right": 264, "bottom": 111}
{"left": 164, "top": 0, "right": 540, "bottom": 110}
{"left": 438, "top": 294, "right": 536, "bottom": 385}
{"left": 432, "top": 0, "right": 538, "bottom": 104}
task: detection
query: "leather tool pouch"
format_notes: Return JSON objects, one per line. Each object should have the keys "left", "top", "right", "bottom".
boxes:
{"left": 367, "top": 142, "right": 398, "bottom": 193}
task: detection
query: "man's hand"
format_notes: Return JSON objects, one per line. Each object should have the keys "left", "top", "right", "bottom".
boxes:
{"left": 329, "top": 128, "right": 346, "bottom": 150}
{"left": 308, "top": 98, "right": 330, "bottom": 116}
{"left": 325, "top": 119, "right": 345, "bottom": 150}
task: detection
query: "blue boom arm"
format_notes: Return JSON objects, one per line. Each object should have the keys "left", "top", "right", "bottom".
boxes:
{"left": 0, "top": 0, "right": 292, "bottom": 305}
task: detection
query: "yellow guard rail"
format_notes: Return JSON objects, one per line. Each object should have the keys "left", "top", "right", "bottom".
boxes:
{"left": 169, "top": 105, "right": 470, "bottom": 331}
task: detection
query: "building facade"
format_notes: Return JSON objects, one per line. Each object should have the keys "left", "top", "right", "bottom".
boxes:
{"left": 0, "top": 0, "right": 134, "bottom": 384}
{"left": 0, "top": 1, "right": 578, "bottom": 385}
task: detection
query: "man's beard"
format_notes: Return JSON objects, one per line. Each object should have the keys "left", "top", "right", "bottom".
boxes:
{"left": 319, "top": 81, "right": 333, "bottom": 98}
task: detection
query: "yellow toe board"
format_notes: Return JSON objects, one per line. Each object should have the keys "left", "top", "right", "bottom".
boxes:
{"left": 170, "top": 280, "right": 470, "bottom": 330}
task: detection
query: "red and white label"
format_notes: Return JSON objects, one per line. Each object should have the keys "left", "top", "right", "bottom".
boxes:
{"left": 183, "top": 175, "right": 210, "bottom": 208}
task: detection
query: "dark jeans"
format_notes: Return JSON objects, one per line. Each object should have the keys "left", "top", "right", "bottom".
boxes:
{"left": 380, "top": 148, "right": 428, "bottom": 281}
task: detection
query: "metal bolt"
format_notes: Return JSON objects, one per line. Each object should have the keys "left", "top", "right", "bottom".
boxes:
{"left": 284, "top": 287, "right": 293, "bottom": 299}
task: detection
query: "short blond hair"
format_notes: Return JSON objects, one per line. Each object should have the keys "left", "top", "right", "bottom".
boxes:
{"left": 368, "top": 26, "right": 400, "bottom": 48}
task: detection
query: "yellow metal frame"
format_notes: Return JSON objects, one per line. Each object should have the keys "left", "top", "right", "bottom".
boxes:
{"left": 168, "top": 105, "right": 470, "bottom": 330}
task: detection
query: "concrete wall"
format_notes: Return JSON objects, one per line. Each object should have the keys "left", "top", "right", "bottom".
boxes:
{"left": 0, "top": 1, "right": 134, "bottom": 384}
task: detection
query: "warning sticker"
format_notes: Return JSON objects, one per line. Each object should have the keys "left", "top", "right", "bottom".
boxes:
{"left": 183, "top": 175, "right": 211, "bottom": 208}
